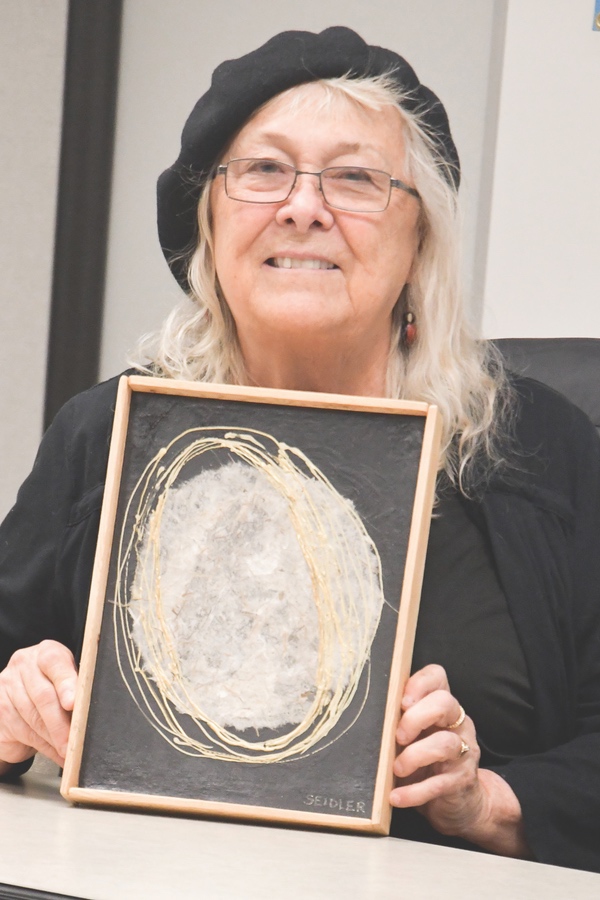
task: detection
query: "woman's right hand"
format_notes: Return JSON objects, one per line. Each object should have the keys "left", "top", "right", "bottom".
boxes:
{"left": 0, "top": 640, "right": 77, "bottom": 773}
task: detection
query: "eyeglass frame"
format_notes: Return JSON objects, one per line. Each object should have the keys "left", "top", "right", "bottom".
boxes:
{"left": 214, "top": 158, "right": 421, "bottom": 213}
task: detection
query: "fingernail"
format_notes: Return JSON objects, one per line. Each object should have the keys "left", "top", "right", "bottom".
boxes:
{"left": 403, "top": 695, "right": 414, "bottom": 707}
{"left": 396, "top": 728, "right": 407, "bottom": 744}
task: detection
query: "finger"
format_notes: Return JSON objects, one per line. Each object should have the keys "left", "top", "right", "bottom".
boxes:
{"left": 36, "top": 641, "right": 77, "bottom": 711}
{"left": 0, "top": 684, "right": 36, "bottom": 763}
{"left": 394, "top": 730, "right": 478, "bottom": 779}
{"left": 390, "top": 770, "right": 465, "bottom": 808}
{"left": 402, "top": 664, "right": 450, "bottom": 710}
{"left": 0, "top": 680, "right": 65, "bottom": 767}
{"left": 396, "top": 689, "right": 461, "bottom": 744}
{"left": 3, "top": 670, "right": 55, "bottom": 748}
{"left": 1, "top": 731, "right": 65, "bottom": 769}
{"left": 19, "top": 665, "right": 72, "bottom": 762}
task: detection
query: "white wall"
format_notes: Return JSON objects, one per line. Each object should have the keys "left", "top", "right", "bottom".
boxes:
{"left": 0, "top": 0, "right": 67, "bottom": 519}
{"left": 483, "top": 0, "right": 600, "bottom": 337}
{"left": 99, "top": 0, "right": 506, "bottom": 380}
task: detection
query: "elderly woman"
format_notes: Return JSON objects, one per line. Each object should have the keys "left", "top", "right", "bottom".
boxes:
{"left": 1, "top": 27, "right": 599, "bottom": 872}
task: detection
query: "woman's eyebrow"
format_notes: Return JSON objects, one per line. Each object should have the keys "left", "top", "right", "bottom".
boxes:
{"left": 239, "top": 134, "right": 382, "bottom": 159}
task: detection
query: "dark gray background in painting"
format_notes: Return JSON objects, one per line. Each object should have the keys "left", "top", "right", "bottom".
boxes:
{"left": 79, "top": 392, "right": 426, "bottom": 817}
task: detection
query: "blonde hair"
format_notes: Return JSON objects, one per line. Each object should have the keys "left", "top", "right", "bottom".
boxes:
{"left": 133, "top": 74, "right": 513, "bottom": 493}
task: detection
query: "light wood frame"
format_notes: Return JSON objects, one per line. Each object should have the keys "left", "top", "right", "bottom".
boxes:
{"left": 61, "top": 376, "right": 441, "bottom": 834}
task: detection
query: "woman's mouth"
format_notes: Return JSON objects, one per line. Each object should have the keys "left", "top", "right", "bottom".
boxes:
{"left": 266, "top": 257, "right": 338, "bottom": 270}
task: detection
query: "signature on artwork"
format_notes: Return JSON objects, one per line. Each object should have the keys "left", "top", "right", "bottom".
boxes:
{"left": 304, "top": 794, "right": 367, "bottom": 814}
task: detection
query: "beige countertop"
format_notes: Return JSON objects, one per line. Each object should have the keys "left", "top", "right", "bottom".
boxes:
{"left": 0, "top": 764, "right": 599, "bottom": 900}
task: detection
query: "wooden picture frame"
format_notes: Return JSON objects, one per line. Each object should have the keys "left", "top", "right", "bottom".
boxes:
{"left": 61, "top": 376, "right": 441, "bottom": 834}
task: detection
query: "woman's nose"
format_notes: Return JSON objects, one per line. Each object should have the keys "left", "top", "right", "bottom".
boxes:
{"left": 275, "top": 172, "right": 335, "bottom": 231}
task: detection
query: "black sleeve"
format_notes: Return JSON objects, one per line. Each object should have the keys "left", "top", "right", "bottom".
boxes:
{"left": 490, "top": 387, "right": 600, "bottom": 873}
{"left": 0, "top": 398, "right": 78, "bottom": 669}
{"left": 0, "top": 376, "right": 121, "bottom": 670}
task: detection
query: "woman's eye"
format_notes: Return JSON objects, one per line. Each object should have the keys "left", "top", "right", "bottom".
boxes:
{"left": 335, "top": 168, "right": 374, "bottom": 184}
{"left": 246, "top": 160, "right": 287, "bottom": 175}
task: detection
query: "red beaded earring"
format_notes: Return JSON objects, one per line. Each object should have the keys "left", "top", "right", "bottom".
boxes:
{"left": 401, "top": 310, "right": 417, "bottom": 348}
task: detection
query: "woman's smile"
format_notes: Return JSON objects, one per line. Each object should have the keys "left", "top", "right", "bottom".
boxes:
{"left": 266, "top": 256, "right": 338, "bottom": 270}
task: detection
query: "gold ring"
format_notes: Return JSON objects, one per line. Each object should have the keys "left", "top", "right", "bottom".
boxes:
{"left": 448, "top": 705, "right": 466, "bottom": 729}
{"left": 459, "top": 739, "right": 470, "bottom": 757}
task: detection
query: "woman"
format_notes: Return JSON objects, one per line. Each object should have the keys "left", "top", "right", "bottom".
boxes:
{"left": 1, "top": 27, "right": 599, "bottom": 871}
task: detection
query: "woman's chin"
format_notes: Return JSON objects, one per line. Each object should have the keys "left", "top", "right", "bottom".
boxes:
{"left": 254, "top": 316, "right": 350, "bottom": 349}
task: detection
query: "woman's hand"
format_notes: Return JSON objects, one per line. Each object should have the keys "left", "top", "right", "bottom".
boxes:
{"left": 0, "top": 640, "right": 77, "bottom": 774}
{"left": 390, "top": 664, "right": 530, "bottom": 858}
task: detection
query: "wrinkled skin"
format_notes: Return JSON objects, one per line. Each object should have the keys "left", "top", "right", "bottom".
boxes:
{"left": 0, "top": 640, "right": 77, "bottom": 774}
{"left": 392, "top": 664, "right": 529, "bottom": 857}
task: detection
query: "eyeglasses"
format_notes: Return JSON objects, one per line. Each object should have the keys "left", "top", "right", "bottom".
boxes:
{"left": 215, "top": 158, "right": 420, "bottom": 213}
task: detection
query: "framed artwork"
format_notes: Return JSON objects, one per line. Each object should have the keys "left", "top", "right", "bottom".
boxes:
{"left": 61, "top": 376, "right": 441, "bottom": 834}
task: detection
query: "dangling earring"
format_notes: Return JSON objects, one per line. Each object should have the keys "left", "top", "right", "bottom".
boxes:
{"left": 401, "top": 310, "right": 417, "bottom": 349}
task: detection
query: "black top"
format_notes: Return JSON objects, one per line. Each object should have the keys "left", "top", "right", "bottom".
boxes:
{"left": 1, "top": 373, "right": 600, "bottom": 872}
{"left": 391, "top": 484, "right": 535, "bottom": 851}
{"left": 414, "top": 484, "right": 535, "bottom": 764}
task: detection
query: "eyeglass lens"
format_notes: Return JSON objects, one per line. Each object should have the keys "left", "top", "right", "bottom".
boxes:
{"left": 224, "top": 159, "right": 392, "bottom": 212}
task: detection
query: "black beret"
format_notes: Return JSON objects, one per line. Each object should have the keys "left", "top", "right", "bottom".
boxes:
{"left": 157, "top": 26, "right": 460, "bottom": 293}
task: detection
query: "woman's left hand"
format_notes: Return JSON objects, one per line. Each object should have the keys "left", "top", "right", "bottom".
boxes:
{"left": 390, "top": 664, "right": 530, "bottom": 858}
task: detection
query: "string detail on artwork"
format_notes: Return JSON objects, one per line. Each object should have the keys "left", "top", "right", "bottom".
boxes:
{"left": 113, "top": 427, "right": 385, "bottom": 763}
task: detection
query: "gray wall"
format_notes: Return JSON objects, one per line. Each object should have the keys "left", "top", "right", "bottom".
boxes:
{"left": 0, "top": 0, "right": 67, "bottom": 518}
{"left": 482, "top": 0, "right": 600, "bottom": 338}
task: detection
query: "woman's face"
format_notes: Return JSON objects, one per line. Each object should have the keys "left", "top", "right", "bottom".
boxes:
{"left": 210, "top": 85, "right": 421, "bottom": 356}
